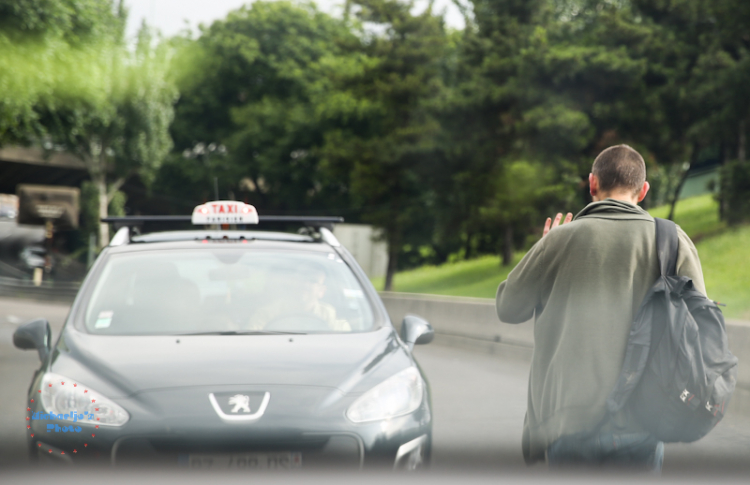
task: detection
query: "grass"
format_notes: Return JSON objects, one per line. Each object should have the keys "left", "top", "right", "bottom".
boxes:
{"left": 371, "top": 254, "right": 519, "bottom": 299}
{"left": 648, "top": 194, "right": 726, "bottom": 242}
{"left": 696, "top": 225, "right": 750, "bottom": 320}
{"left": 373, "top": 193, "right": 750, "bottom": 320}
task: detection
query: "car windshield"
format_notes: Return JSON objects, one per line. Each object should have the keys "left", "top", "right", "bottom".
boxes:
{"left": 83, "top": 249, "right": 375, "bottom": 335}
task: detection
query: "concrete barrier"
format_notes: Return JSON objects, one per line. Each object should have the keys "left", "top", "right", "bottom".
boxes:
{"left": 380, "top": 292, "right": 534, "bottom": 360}
{"left": 380, "top": 291, "right": 750, "bottom": 415}
{"left": 0, "top": 276, "right": 79, "bottom": 302}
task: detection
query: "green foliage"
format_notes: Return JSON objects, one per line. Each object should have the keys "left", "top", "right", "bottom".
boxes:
{"left": 38, "top": 27, "right": 177, "bottom": 182}
{"left": 371, "top": 254, "right": 520, "bottom": 298}
{"left": 697, "top": 225, "right": 750, "bottom": 320}
{"left": 79, "top": 181, "right": 99, "bottom": 242}
{"left": 1, "top": 0, "right": 176, "bottom": 246}
{"left": 646, "top": 162, "right": 689, "bottom": 208}
{"left": 719, "top": 160, "right": 750, "bottom": 225}
{"left": 79, "top": 180, "right": 126, "bottom": 246}
{"left": 159, "top": 0, "right": 750, "bottom": 283}
{"left": 7, "top": 0, "right": 750, "bottom": 284}
{"left": 477, "top": 160, "right": 575, "bottom": 264}
{"left": 165, "top": 0, "right": 451, "bottom": 288}
{"left": 0, "top": 0, "right": 175, "bottom": 183}
{"left": 39, "top": 27, "right": 176, "bottom": 245}
{"left": 0, "top": 0, "right": 125, "bottom": 143}
{"left": 317, "top": 0, "right": 449, "bottom": 287}
{"left": 0, "top": 0, "right": 124, "bottom": 44}
{"left": 166, "top": 1, "right": 356, "bottom": 210}
{"left": 108, "top": 187, "right": 126, "bottom": 217}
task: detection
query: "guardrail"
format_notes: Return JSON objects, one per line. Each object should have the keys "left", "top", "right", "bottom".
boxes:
{"left": 0, "top": 276, "right": 80, "bottom": 302}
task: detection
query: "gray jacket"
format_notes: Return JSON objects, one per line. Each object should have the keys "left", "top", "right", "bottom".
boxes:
{"left": 495, "top": 199, "right": 705, "bottom": 463}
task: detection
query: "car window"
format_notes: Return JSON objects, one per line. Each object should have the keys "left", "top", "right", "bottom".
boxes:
{"left": 83, "top": 249, "right": 375, "bottom": 335}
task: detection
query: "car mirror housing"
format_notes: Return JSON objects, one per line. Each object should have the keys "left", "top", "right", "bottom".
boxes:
{"left": 13, "top": 318, "right": 51, "bottom": 362}
{"left": 400, "top": 315, "right": 434, "bottom": 350}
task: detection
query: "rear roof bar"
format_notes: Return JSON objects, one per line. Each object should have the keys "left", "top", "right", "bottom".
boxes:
{"left": 103, "top": 215, "right": 345, "bottom": 247}
{"left": 102, "top": 215, "right": 344, "bottom": 230}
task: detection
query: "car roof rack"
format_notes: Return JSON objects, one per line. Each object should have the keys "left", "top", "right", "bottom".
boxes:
{"left": 101, "top": 215, "right": 344, "bottom": 229}
{"left": 101, "top": 215, "right": 344, "bottom": 247}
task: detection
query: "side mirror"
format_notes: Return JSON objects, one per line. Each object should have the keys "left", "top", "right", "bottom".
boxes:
{"left": 13, "top": 318, "right": 52, "bottom": 362}
{"left": 400, "top": 315, "right": 434, "bottom": 350}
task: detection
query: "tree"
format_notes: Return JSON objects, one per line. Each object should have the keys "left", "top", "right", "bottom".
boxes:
{"left": 316, "top": 0, "right": 448, "bottom": 290}
{"left": 0, "top": 1, "right": 176, "bottom": 246}
{"left": 449, "top": 0, "right": 713, "bottom": 257}
{"left": 438, "top": 0, "right": 585, "bottom": 263}
{"left": 165, "top": 0, "right": 450, "bottom": 289}
{"left": 627, "top": 0, "right": 750, "bottom": 221}
{"left": 0, "top": 0, "right": 123, "bottom": 144}
{"left": 166, "top": 1, "right": 357, "bottom": 212}
{"left": 477, "top": 161, "right": 558, "bottom": 265}
{"left": 39, "top": 25, "right": 176, "bottom": 246}
{"left": 674, "top": 0, "right": 750, "bottom": 222}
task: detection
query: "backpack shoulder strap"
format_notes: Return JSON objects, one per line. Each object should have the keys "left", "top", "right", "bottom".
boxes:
{"left": 654, "top": 218, "right": 679, "bottom": 277}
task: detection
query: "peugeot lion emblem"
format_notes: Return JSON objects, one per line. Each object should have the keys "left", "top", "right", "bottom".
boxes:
{"left": 208, "top": 392, "right": 271, "bottom": 422}
{"left": 229, "top": 394, "right": 251, "bottom": 413}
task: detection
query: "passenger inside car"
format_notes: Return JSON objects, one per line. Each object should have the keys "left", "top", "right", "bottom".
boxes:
{"left": 249, "top": 265, "right": 351, "bottom": 332}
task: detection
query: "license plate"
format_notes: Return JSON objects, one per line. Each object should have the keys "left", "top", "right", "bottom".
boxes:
{"left": 180, "top": 452, "right": 302, "bottom": 470}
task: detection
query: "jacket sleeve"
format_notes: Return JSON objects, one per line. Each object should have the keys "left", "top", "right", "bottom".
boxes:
{"left": 675, "top": 225, "right": 707, "bottom": 296}
{"left": 496, "top": 238, "right": 544, "bottom": 324}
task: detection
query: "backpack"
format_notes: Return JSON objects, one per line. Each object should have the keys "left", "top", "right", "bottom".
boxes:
{"left": 604, "top": 218, "right": 738, "bottom": 443}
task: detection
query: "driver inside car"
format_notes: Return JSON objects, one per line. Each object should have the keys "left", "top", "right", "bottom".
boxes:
{"left": 248, "top": 265, "right": 351, "bottom": 332}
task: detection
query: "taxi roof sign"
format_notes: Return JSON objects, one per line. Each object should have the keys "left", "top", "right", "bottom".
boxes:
{"left": 191, "top": 201, "right": 259, "bottom": 225}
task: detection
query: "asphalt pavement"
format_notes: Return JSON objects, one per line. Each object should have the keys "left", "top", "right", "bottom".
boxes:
{"left": 2, "top": 296, "right": 750, "bottom": 478}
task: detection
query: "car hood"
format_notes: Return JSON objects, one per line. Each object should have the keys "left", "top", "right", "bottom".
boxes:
{"left": 50, "top": 326, "right": 412, "bottom": 399}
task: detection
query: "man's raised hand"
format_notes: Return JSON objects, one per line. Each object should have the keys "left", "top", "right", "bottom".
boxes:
{"left": 543, "top": 212, "right": 573, "bottom": 237}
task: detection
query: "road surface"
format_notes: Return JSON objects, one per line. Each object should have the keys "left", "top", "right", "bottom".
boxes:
{"left": 2, "top": 296, "right": 750, "bottom": 477}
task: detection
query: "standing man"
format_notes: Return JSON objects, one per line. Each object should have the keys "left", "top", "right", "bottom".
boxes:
{"left": 495, "top": 145, "right": 706, "bottom": 471}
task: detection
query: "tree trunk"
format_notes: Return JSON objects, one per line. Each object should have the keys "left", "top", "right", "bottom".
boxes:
{"left": 739, "top": 119, "right": 746, "bottom": 162}
{"left": 719, "top": 142, "right": 728, "bottom": 221}
{"left": 95, "top": 174, "right": 109, "bottom": 248}
{"left": 463, "top": 230, "right": 473, "bottom": 260}
{"left": 501, "top": 224, "right": 513, "bottom": 266}
{"left": 667, "top": 165, "right": 691, "bottom": 221}
{"left": 384, "top": 229, "right": 400, "bottom": 292}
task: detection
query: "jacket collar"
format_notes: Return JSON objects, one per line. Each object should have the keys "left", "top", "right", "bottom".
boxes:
{"left": 574, "top": 198, "right": 653, "bottom": 221}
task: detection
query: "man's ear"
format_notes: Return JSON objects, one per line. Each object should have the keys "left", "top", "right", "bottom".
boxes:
{"left": 637, "top": 181, "right": 650, "bottom": 202}
{"left": 589, "top": 173, "right": 598, "bottom": 197}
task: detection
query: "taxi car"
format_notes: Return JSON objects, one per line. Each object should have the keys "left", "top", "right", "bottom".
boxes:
{"left": 13, "top": 201, "right": 434, "bottom": 470}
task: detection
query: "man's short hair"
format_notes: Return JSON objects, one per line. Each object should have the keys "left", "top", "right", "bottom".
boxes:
{"left": 592, "top": 145, "right": 646, "bottom": 194}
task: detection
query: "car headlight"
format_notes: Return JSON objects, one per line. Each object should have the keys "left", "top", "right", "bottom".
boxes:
{"left": 40, "top": 373, "right": 129, "bottom": 427}
{"left": 346, "top": 367, "right": 424, "bottom": 423}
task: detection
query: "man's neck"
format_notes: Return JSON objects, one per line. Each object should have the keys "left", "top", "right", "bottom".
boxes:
{"left": 593, "top": 192, "right": 638, "bottom": 205}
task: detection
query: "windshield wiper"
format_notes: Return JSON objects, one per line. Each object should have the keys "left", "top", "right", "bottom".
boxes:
{"left": 179, "top": 330, "right": 306, "bottom": 336}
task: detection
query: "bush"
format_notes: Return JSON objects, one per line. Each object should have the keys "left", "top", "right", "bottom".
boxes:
{"left": 719, "top": 159, "right": 750, "bottom": 225}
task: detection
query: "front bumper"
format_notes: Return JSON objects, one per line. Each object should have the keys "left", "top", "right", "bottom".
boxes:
{"left": 33, "top": 430, "right": 430, "bottom": 470}
{"left": 28, "top": 392, "right": 431, "bottom": 470}
{"left": 27, "top": 370, "right": 432, "bottom": 469}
